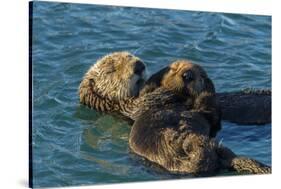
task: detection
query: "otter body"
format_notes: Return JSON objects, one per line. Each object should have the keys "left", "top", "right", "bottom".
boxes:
{"left": 129, "top": 92, "right": 271, "bottom": 174}
{"left": 129, "top": 61, "right": 221, "bottom": 174}
{"left": 130, "top": 105, "right": 271, "bottom": 174}
{"left": 128, "top": 61, "right": 270, "bottom": 174}
{"left": 130, "top": 90, "right": 221, "bottom": 174}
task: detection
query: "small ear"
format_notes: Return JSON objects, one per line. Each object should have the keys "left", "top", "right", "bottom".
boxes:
{"left": 89, "top": 78, "right": 94, "bottom": 83}
{"left": 88, "top": 78, "right": 103, "bottom": 98}
{"left": 88, "top": 78, "right": 95, "bottom": 89}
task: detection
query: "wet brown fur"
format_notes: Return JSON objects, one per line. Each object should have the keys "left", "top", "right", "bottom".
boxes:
{"left": 129, "top": 60, "right": 270, "bottom": 174}
{"left": 129, "top": 60, "right": 222, "bottom": 174}
{"left": 139, "top": 60, "right": 221, "bottom": 137}
{"left": 78, "top": 55, "right": 271, "bottom": 175}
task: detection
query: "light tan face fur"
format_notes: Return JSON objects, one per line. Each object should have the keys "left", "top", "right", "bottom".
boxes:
{"left": 161, "top": 60, "right": 213, "bottom": 97}
{"left": 83, "top": 52, "right": 146, "bottom": 101}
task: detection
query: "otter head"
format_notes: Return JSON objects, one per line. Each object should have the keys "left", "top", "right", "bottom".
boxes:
{"left": 79, "top": 51, "right": 146, "bottom": 111}
{"left": 161, "top": 60, "right": 220, "bottom": 137}
{"left": 160, "top": 60, "right": 215, "bottom": 98}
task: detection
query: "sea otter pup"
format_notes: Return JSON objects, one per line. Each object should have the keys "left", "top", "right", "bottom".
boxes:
{"left": 130, "top": 60, "right": 221, "bottom": 137}
{"left": 129, "top": 60, "right": 271, "bottom": 174}
{"left": 129, "top": 60, "right": 221, "bottom": 174}
{"left": 136, "top": 60, "right": 221, "bottom": 137}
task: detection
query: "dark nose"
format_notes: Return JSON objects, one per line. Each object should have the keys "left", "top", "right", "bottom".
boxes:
{"left": 134, "top": 61, "right": 145, "bottom": 76}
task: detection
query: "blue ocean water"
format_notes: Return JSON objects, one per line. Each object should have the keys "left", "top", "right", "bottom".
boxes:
{"left": 31, "top": 1, "right": 272, "bottom": 187}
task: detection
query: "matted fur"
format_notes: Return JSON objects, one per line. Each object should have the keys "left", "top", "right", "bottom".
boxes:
{"left": 127, "top": 60, "right": 221, "bottom": 174}
{"left": 128, "top": 60, "right": 270, "bottom": 175}
{"left": 141, "top": 60, "right": 215, "bottom": 98}
{"left": 78, "top": 51, "right": 146, "bottom": 112}
{"left": 137, "top": 60, "right": 221, "bottom": 137}
{"left": 129, "top": 107, "right": 220, "bottom": 174}
{"left": 78, "top": 55, "right": 271, "bottom": 174}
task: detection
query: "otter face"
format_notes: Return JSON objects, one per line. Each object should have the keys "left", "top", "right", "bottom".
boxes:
{"left": 80, "top": 52, "right": 146, "bottom": 104}
{"left": 161, "top": 60, "right": 215, "bottom": 97}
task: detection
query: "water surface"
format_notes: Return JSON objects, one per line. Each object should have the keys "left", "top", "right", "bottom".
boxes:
{"left": 31, "top": 1, "right": 271, "bottom": 187}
